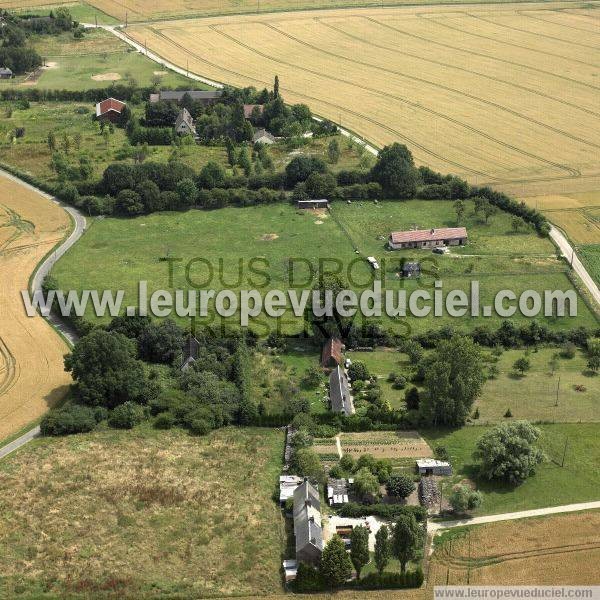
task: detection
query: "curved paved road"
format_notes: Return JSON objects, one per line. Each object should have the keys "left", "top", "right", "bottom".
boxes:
{"left": 0, "top": 169, "right": 86, "bottom": 458}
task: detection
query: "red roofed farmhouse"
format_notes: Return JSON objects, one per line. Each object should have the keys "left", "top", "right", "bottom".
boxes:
{"left": 389, "top": 227, "right": 467, "bottom": 250}
{"left": 95, "top": 97, "right": 126, "bottom": 123}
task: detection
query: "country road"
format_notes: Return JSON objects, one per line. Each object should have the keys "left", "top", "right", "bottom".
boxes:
{"left": 550, "top": 225, "right": 600, "bottom": 307}
{"left": 430, "top": 500, "right": 600, "bottom": 532}
{"left": 0, "top": 170, "right": 85, "bottom": 458}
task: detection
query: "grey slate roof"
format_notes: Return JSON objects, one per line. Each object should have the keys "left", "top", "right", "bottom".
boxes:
{"left": 158, "top": 90, "right": 222, "bottom": 102}
{"left": 329, "top": 366, "right": 351, "bottom": 415}
{"left": 293, "top": 480, "right": 323, "bottom": 561}
{"left": 175, "top": 108, "right": 196, "bottom": 133}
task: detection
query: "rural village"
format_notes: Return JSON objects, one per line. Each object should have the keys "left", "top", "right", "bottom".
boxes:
{"left": 0, "top": 1, "right": 598, "bottom": 599}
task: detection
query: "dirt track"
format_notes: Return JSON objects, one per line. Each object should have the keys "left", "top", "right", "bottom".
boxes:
{"left": 0, "top": 175, "right": 72, "bottom": 441}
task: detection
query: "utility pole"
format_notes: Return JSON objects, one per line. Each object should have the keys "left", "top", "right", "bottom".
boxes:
{"left": 561, "top": 437, "right": 569, "bottom": 468}
{"left": 95, "top": 15, "right": 98, "bottom": 28}
{"left": 125, "top": 11, "right": 128, "bottom": 28}
{"left": 555, "top": 376, "right": 560, "bottom": 407}
{"left": 439, "top": 481, "right": 443, "bottom": 514}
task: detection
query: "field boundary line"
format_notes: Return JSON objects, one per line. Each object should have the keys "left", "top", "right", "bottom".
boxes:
{"left": 0, "top": 169, "right": 86, "bottom": 458}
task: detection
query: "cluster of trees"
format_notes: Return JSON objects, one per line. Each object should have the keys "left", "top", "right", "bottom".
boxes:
{"left": 18, "top": 8, "right": 79, "bottom": 35}
{"left": 295, "top": 515, "right": 424, "bottom": 591}
{"left": 0, "top": 12, "right": 43, "bottom": 74}
{"left": 40, "top": 315, "right": 259, "bottom": 437}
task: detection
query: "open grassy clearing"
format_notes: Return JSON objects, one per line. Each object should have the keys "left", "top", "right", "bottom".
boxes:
{"left": 429, "top": 511, "right": 600, "bottom": 585}
{"left": 422, "top": 423, "right": 600, "bottom": 516}
{"left": 579, "top": 244, "right": 600, "bottom": 286}
{"left": 0, "top": 28, "right": 192, "bottom": 90}
{"left": 51, "top": 200, "right": 598, "bottom": 334}
{"left": 0, "top": 426, "right": 286, "bottom": 598}
{"left": 347, "top": 346, "right": 600, "bottom": 421}
{"left": 0, "top": 174, "right": 72, "bottom": 442}
{"left": 127, "top": 2, "right": 600, "bottom": 194}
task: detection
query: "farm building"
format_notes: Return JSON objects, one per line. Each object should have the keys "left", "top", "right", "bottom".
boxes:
{"left": 327, "top": 478, "right": 351, "bottom": 506}
{"left": 243, "top": 104, "right": 263, "bottom": 119}
{"left": 293, "top": 480, "right": 323, "bottom": 565}
{"left": 0, "top": 67, "right": 13, "bottom": 79}
{"left": 321, "top": 336, "right": 343, "bottom": 368}
{"left": 279, "top": 474, "right": 303, "bottom": 505}
{"left": 297, "top": 199, "right": 329, "bottom": 210}
{"left": 389, "top": 227, "right": 468, "bottom": 250}
{"left": 149, "top": 90, "right": 223, "bottom": 104}
{"left": 174, "top": 108, "right": 197, "bottom": 137}
{"left": 402, "top": 261, "right": 421, "bottom": 278}
{"left": 329, "top": 366, "right": 354, "bottom": 416}
{"left": 253, "top": 128, "right": 276, "bottom": 145}
{"left": 416, "top": 459, "right": 452, "bottom": 476}
{"left": 95, "top": 98, "right": 126, "bottom": 123}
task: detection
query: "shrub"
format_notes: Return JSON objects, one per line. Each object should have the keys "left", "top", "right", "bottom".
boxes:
{"left": 40, "top": 404, "right": 97, "bottom": 436}
{"left": 352, "top": 569, "right": 424, "bottom": 590}
{"left": 386, "top": 474, "right": 416, "bottom": 499}
{"left": 392, "top": 375, "right": 407, "bottom": 390}
{"left": 108, "top": 401, "right": 145, "bottom": 429}
{"left": 188, "top": 417, "right": 212, "bottom": 436}
{"left": 154, "top": 412, "right": 176, "bottom": 430}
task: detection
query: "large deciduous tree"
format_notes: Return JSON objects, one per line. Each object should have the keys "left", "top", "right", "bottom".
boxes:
{"left": 421, "top": 336, "right": 486, "bottom": 426}
{"left": 474, "top": 421, "right": 544, "bottom": 485}
{"left": 370, "top": 143, "right": 419, "bottom": 199}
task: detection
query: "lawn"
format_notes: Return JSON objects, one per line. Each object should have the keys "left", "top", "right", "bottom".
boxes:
{"left": 475, "top": 347, "right": 600, "bottom": 424}
{"left": 0, "top": 28, "right": 194, "bottom": 90}
{"left": 0, "top": 426, "right": 286, "bottom": 598}
{"left": 579, "top": 244, "right": 600, "bottom": 287}
{"left": 421, "top": 423, "right": 600, "bottom": 516}
{"left": 51, "top": 200, "right": 598, "bottom": 336}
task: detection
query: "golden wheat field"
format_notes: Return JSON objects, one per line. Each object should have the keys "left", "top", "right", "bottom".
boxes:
{"left": 128, "top": 2, "right": 600, "bottom": 195}
{"left": 0, "top": 175, "right": 72, "bottom": 441}
{"left": 429, "top": 511, "right": 600, "bottom": 586}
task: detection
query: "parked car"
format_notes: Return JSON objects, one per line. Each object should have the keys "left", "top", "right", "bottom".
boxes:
{"left": 432, "top": 246, "right": 449, "bottom": 255}
{"left": 367, "top": 256, "right": 380, "bottom": 269}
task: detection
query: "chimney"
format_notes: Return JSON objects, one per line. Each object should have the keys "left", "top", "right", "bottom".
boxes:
{"left": 430, "top": 228, "right": 435, "bottom": 234}
{"left": 305, "top": 500, "right": 312, "bottom": 508}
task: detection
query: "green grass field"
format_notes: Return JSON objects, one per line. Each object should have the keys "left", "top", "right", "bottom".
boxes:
{"left": 579, "top": 245, "right": 600, "bottom": 287}
{"left": 12, "top": 3, "right": 119, "bottom": 25}
{"left": 0, "top": 426, "right": 285, "bottom": 598}
{"left": 421, "top": 423, "right": 600, "bottom": 516}
{"left": 0, "top": 28, "right": 193, "bottom": 90}
{"left": 51, "top": 200, "right": 598, "bottom": 335}
{"left": 348, "top": 346, "right": 600, "bottom": 421}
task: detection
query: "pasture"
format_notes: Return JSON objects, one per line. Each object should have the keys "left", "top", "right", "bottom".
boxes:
{"left": 127, "top": 3, "right": 600, "bottom": 195}
{"left": 0, "top": 426, "right": 286, "bottom": 598}
{"left": 0, "top": 174, "right": 72, "bottom": 442}
{"left": 0, "top": 28, "right": 192, "bottom": 90}
{"left": 50, "top": 199, "right": 598, "bottom": 334}
{"left": 430, "top": 511, "right": 600, "bottom": 585}
{"left": 421, "top": 423, "right": 600, "bottom": 516}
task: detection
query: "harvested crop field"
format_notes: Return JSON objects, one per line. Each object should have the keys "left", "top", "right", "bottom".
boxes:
{"left": 429, "top": 511, "right": 600, "bottom": 585}
{"left": 128, "top": 2, "right": 600, "bottom": 194}
{"left": 0, "top": 427, "right": 286, "bottom": 598}
{"left": 0, "top": 174, "right": 71, "bottom": 442}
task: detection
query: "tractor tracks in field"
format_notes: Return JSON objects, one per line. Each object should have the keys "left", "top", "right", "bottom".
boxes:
{"left": 420, "top": 12, "right": 600, "bottom": 69}
{"left": 365, "top": 16, "right": 600, "bottom": 93}
{"left": 517, "top": 8, "right": 600, "bottom": 36}
{"left": 0, "top": 337, "right": 17, "bottom": 399}
{"left": 316, "top": 18, "right": 600, "bottom": 120}
{"left": 263, "top": 20, "right": 600, "bottom": 155}
{"left": 209, "top": 22, "right": 582, "bottom": 178}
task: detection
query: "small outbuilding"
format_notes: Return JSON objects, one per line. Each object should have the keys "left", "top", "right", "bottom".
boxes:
{"left": 95, "top": 97, "right": 126, "bottom": 123}
{"left": 401, "top": 261, "right": 421, "bottom": 278}
{"left": 181, "top": 334, "right": 200, "bottom": 372}
{"left": 327, "top": 478, "right": 350, "bottom": 506}
{"left": 416, "top": 458, "right": 452, "bottom": 476}
{"left": 297, "top": 199, "right": 329, "bottom": 210}
{"left": 253, "top": 128, "right": 276, "bottom": 145}
{"left": 280, "top": 474, "right": 303, "bottom": 505}
{"left": 0, "top": 67, "right": 13, "bottom": 79}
